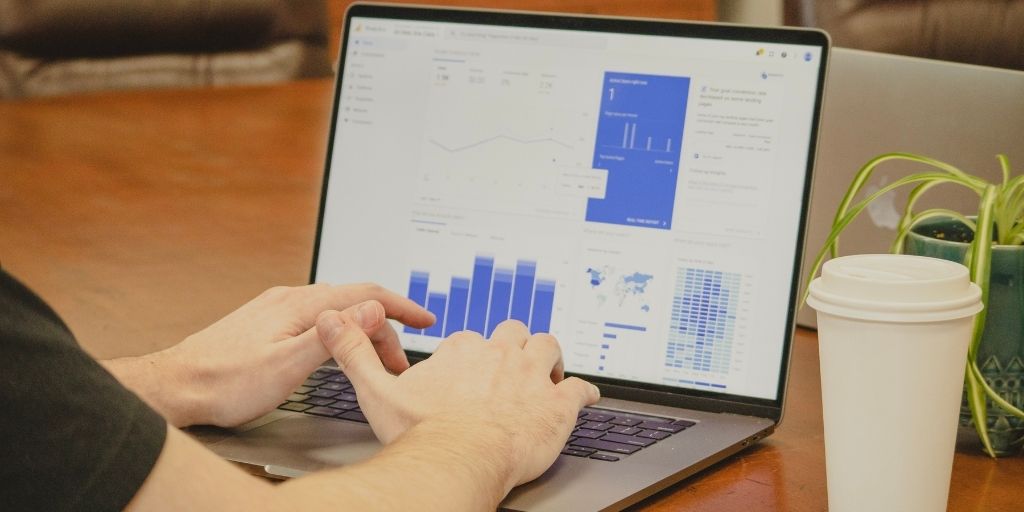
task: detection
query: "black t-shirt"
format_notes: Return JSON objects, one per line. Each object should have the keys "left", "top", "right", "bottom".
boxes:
{"left": 0, "top": 269, "right": 166, "bottom": 511}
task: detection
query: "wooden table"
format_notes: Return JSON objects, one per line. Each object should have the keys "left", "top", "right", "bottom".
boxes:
{"left": 1, "top": 81, "right": 1020, "bottom": 511}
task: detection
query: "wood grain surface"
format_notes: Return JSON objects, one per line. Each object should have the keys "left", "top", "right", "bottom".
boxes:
{"left": 1, "top": 79, "right": 1020, "bottom": 511}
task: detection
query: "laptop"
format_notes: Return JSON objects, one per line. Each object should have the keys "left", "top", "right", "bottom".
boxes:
{"left": 196, "top": 4, "right": 829, "bottom": 510}
{"left": 797, "top": 48, "right": 1024, "bottom": 328}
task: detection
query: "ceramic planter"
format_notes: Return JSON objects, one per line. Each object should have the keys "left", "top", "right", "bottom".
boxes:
{"left": 904, "top": 217, "right": 1024, "bottom": 456}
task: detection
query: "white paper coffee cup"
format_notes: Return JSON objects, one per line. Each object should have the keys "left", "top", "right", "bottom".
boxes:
{"left": 807, "top": 254, "right": 982, "bottom": 512}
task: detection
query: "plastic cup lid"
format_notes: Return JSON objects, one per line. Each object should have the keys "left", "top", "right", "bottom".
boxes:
{"left": 807, "top": 254, "right": 983, "bottom": 323}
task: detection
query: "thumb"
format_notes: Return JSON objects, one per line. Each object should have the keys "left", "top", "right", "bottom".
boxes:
{"left": 316, "top": 302, "right": 391, "bottom": 389}
{"left": 556, "top": 377, "right": 601, "bottom": 411}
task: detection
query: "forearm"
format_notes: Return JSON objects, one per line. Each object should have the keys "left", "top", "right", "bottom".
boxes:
{"left": 101, "top": 349, "right": 206, "bottom": 427}
{"left": 129, "top": 419, "right": 520, "bottom": 511}
{"left": 278, "top": 417, "right": 517, "bottom": 510}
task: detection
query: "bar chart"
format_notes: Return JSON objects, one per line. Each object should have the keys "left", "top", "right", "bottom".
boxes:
{"left": 404, "top": 255, "right": 556, "bottom": 338}
{"left": 665, "top": 267, "right": 740, "bottom": 387}
{"left": 616, "top": 121, "right": 674, "bottom": 153}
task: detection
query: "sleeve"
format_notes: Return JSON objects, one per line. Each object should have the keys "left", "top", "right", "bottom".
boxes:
{"left": 0, "top": 269, "right": 167, "bottom": 512}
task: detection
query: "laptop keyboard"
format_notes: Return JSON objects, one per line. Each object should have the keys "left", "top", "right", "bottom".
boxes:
{"left": 564, "top": 408, "right": 696, "bottom": 462}
{"left": 277, "top": 367, "right": 368, "bottom": 423}
{"left": 278, "top": 367, "right": 697, "bottom": 462}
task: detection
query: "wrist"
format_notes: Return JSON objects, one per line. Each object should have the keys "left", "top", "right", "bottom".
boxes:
{"left": 102, "top": 347, "right": 209, "bottom": 427}
{"left": 407, "top": 415, "right": 522, "bottom": 500}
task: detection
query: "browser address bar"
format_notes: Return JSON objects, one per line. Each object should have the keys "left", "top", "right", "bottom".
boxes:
{"left": 446, "top": 26, "right": 607, "bottom": 50}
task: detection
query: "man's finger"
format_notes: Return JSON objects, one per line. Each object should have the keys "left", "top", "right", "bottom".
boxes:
{"left": 364, "top": 286, "right": 436, "bottom": 328}
{"left": 273, "top": 326, "right": 330, "bottom": 375}
{"left": 315, "top": 303, "right": 392, "bottom": 389}
{"left": 523, "top": 333, "right": 565, "bottom": 383}
{"left": 556, "top": 377, "right": 601, "bottom": 410}
{"left": 368, "top": 320, "right": 411, "bottom": 374}
{"left": 293, "top": 283, "right": 436, "bottom": 330}
{"left": 278, "top": 300, "right": 409, "bottom": 375}
{"left": 490, "top": 319, "right": 530, "bottom": 348}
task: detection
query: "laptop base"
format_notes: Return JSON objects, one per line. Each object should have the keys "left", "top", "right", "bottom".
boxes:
{"left": 195, "top": 397, "right": 774, "bottom": 512}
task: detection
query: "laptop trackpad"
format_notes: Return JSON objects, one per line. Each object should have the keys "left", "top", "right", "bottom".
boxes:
{"left": 208, "top": 415, "right": 383, "bottom": 474}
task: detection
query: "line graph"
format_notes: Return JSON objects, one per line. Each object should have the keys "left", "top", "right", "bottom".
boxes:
{"left": 428, "top": 135, "right": 574, "bottom": 153}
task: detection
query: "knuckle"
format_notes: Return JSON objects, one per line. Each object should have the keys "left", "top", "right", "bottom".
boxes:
{"left": 358, "top": 282, "right": 384, "bottom": 295}
{"left": 260, "top": 285, "right": 292, "bottom": 300}
{"left": 499, "top": 319, "right": 528, "bottom": 331}
{"left": 435, "top": 337, "right": 456, "bottom": 351}
{"left": 308, "top": 282, "right": 332, "bottom": 294}
{"left": 494, "top": 339, "right": 517, "bottom": 354}
{"left": 450, "top": 330, "right": 483, "bottom": 343}
{"left": 531, "top": 333, "right": 560, "bottom": 348}
{"left": 297, "top": 283, "right": 331, "bottom": 305}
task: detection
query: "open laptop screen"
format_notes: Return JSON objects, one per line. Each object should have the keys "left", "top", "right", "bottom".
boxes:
{"left": 313, "top": 5, "right": 828, "bottom": 404}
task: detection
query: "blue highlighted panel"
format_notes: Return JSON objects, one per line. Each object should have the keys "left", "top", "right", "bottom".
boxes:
{"left": 587, "top": 72, "right": 690, "bottom": 230}
{"left": 405, "top": 256, "right": 556, "bottom": 339}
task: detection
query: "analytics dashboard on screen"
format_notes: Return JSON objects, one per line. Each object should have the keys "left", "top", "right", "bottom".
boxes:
{"left": 315, "top": 17, "right": 822, "bottom": 401}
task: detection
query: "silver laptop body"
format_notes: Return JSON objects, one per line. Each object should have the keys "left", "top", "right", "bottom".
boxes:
{"left": 195, "top": 5, "right": 829, "bottom": 510}
{"left": 798, "top": 48, "right": 1024, "bottom": 328}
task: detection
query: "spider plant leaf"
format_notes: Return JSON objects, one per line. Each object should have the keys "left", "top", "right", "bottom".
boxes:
{"left": 967, "top": 185, "right": 997, "bottom": 359}
{"left": 966, "top": 363, "right": 996, "bottom": 457}
{"left": 802, "top": 174, "right": 974, "bottom": 304}
{"left": 826, "top": 153, "right": 983, "bottom": 258}
{"left": 998, "top": 154, "right": 1011, "bottom": 187}
{"left": 897, "top": 181, "right": 943, "bottom": 235}
{"left": 889, "top": 209, "right": 975, "bottom": 254}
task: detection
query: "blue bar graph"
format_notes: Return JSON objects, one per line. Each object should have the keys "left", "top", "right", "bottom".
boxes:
{"left": 445, "top": 277, "right": 471, "bottom": 336}
{"left": 466, "top": 256, "right": 494, "bottom": 334}
{"left": 405, "top": 255, "right": 556, "bottom": 339}
{"left": 404, "top": 271, "right": 429, "bottom": 334}
{"left": 486, "top": 268, "right": 515, "bottom": 337}
{"left": 530, "top": 279, "right": 555, "bottom": 334}
{"left": 509, "top": 260, "right": 536, "bottom": 324}
{"left": 424, "top": 292, "right": 448, "bottom": 337}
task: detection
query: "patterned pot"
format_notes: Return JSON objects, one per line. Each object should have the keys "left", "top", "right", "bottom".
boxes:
{"left": 905, "top": 217, "right": 1024, "bottom": 456}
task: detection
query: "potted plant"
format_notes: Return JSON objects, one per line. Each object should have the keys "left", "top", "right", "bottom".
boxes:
{"left": 804, "top": 152, "right": 1024, "bottom": 457}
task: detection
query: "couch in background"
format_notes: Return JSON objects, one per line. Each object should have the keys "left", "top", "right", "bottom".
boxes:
{"left": 0, "top": 0, "right": 332, "bottom": 98}
{"left": 785, "top": 0, "right": 1024, "bottom": 70}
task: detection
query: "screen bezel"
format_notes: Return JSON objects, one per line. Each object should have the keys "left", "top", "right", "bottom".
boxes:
{"left": 310, "top": 2, "right": 830, "bottom": 422}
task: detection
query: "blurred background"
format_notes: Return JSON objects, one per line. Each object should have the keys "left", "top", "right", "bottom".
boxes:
{"left": 3, "top": 0, "right": 1019, "bottom": 99}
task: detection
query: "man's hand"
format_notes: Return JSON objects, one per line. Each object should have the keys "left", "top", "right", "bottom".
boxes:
{"left": 124, "top": 299, "right": 599, "bottom": 512}
{"left": 104, "top": 283, "right": 434, "bottom": 427}
{"left": 316, "top": 303, "right": 601, "bottom": 494}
